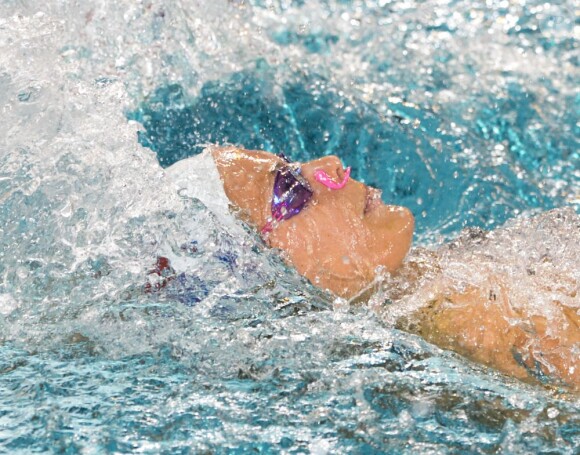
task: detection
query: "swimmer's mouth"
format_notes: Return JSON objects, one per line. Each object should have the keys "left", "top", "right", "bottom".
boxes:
{"left": 364, "top": 186, "right": 383, "bottom": 214}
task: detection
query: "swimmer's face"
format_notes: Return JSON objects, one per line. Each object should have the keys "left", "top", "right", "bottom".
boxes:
{"left": 212, "top": 147, "right": 414, "bottom": 298}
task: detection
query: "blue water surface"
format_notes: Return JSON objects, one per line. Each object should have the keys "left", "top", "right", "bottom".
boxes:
{"left": 1, "top": 0, "right": 579, "bottom": 453}
{"left": 129, "top": 66, "right": 577, "bottom": 240}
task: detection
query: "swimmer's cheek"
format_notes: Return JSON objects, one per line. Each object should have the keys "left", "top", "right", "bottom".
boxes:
{"left": 370, "top": 206, "right": 414, "bottom": 272}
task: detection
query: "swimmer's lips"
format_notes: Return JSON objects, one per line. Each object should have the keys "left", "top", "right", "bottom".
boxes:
{"left": 364, "top": 186, "right": 383, "bottom": 214}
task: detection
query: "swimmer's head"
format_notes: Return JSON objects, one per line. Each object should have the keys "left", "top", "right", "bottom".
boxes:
{"left": 212, "top": 147, "right": 414, "bottom": 298}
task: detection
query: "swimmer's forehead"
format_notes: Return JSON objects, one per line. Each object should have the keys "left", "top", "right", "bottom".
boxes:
{"left": 213, "top": 147, "right": 284, "bottom": 168}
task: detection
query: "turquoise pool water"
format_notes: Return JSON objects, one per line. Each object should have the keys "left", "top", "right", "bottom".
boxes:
{"left": 1, "top": 0, "right": 579, "bottom": 453}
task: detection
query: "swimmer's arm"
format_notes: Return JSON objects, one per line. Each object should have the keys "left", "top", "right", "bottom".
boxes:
{"left": 398, "top": 282, "right": 580, "bottom": 390}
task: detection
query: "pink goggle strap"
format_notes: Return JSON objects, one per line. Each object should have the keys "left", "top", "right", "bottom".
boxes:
{"left": 260, "top": 217, "right": 278, "bottom": 235}
{"left": 314, "top": 166, "right": 351, "bottom": 190}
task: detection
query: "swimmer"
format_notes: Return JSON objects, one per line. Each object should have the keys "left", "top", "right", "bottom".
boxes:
{"left": 163, "top": 146, "right": 579, "bottom": 391}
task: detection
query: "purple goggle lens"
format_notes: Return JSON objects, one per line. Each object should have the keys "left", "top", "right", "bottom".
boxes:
{"left": 271, "top": 166, "right": 313, "bottom": 221}
{"left": 261, "top": 155, "right": 313, "bottom": 235}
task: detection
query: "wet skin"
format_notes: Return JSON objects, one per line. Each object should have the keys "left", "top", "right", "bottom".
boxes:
{"left": 211, "top": 147, "right": 414, "bottom": 298}
{"left": 207, "top": 147, "right": 579, "bottom": 390}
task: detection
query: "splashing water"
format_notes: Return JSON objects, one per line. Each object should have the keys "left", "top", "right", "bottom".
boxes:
{"left": 0, "top": 0, "right": 579, "bottom": 453}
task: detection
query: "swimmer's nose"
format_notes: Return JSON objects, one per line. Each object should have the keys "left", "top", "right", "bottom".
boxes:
{"left": 302, "top": 155, "right": 348, "bottom": 184}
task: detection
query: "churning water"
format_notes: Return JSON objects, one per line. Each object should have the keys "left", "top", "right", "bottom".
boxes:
{"left": 1, "top": 0, "right": 578, "bottom": 453}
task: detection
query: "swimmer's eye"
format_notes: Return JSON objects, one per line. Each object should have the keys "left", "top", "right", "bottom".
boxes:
{"left": 261, "top": 156, "right": 313, "bottom": 235}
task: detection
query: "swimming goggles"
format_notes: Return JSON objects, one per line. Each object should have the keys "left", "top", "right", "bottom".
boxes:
{"left": 261, "top": 153, "right": 351, "bottom": 235}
